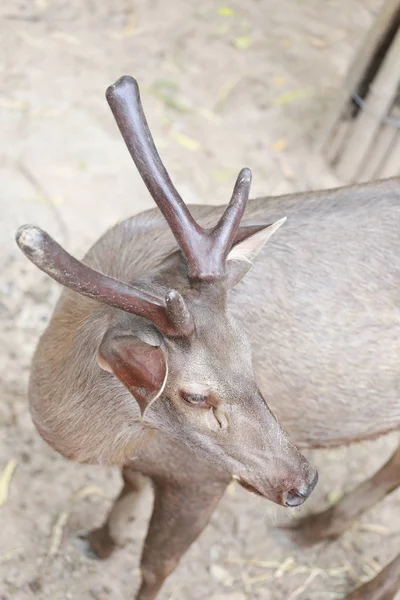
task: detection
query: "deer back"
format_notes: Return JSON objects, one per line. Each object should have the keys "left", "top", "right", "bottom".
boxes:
{"left": 230, "top": 177, "right": 400, "bottom": 448}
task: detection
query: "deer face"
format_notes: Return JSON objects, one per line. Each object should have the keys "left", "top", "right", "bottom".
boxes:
{"left": 96, "top": 278, "right": 317, "bottom": 507}
{"left": 16, "top": 75, "right": 317, "bottom": 508}
{"left": 163, "top": 301, "right": 317, "bottom": 506}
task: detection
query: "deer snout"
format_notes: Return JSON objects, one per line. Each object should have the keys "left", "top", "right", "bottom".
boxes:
{"left": 283, "top": 471, "right": 318, "bottom": 507}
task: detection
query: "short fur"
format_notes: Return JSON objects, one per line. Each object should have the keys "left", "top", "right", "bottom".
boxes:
{"left": 26, "top": 177, "right": 400, "bottom": 600}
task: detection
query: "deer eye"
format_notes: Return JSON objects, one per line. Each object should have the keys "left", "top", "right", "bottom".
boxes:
{"left": 181, "top": 392, "right": 209, "bottom": 407}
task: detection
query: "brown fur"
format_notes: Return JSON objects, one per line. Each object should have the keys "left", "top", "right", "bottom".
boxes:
{"left": 26, "top": 176, "right": 400, "bottom": 600}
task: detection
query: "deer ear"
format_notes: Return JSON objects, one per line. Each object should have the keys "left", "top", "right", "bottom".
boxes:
{"left": 97, "top": 331, "right": 167, "bottom": 418}
{"left": 226, "top": 217, "right": 287, "bottom": 288}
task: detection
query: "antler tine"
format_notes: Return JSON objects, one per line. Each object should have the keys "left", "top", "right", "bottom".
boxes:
{"left": 106, "top": 76, "right": 204, "bottom": 258}
{"left": 165, "top": 289, "right": 194, "bottom": 334}
{"left": 15, "top": 225, "right": 194, "bottom": 337}
{"left": 106, "top": 76, "right": 253, "bottom": 282}
{"left": 211, "top": 168, "right": 252, "bottom": 261}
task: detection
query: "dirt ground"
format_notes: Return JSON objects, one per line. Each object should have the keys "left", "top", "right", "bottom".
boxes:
{"left": 1, "top": 0, "right": 400, "bottom": 599}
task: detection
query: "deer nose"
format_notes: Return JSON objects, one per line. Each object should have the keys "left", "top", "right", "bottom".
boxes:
{"left": 283, "top": 471, "right": 319, "bottom": 507}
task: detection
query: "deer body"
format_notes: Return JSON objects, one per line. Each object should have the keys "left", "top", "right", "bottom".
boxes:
{"left": 17, "top": 76, "right": 400, "bottom": 600}
{"left": 32, "top": 178, "right": 400, "bottom": 457}
{"left": 236, "top": 178, "right": 400, "bottom": 448}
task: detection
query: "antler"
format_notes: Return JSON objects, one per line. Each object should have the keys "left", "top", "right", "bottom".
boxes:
{"left": 106, "top": 76, "right": 252, "bottom": 280}
{"left": 15, "top": 76, "right": 258, "bottom": 337}
{"left": 15, "top": 225, "right": 194, "bottom": 337}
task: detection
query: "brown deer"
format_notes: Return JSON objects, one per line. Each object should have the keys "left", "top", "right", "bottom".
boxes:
{"left": 16, "top": 76, "right": 400, "bottom": 600}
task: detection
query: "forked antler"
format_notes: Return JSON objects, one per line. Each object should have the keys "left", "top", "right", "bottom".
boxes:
{"left": 106, "top": 76, "right": 252, "bottom": 280}
{"left": 16, "top": 75, "right": 259, "bottom": 336}
{"left": 15, "top": 225, "right": 194, "bottom": 337}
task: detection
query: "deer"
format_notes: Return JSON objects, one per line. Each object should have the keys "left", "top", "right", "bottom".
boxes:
{"left": 15, "top": 75, "right": 400, "bottom": 600}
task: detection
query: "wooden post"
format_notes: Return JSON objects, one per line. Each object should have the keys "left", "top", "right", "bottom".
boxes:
{"left": 322, "top": 0, "right": 400, "bottom": 183}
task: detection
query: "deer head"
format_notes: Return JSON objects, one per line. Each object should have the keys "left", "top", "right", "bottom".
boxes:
{"left": 16, "top": 76, "right": 317, "bottom": 507}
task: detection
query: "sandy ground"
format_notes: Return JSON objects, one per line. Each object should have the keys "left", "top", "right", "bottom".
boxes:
{"left": 1, "top": 0, "right": 400, "bottom": 599}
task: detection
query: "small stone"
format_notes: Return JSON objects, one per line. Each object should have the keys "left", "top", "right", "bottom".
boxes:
{"left": 209, "top": 564, "right": 234, "bottom": 587}
{"left": 209, "top": 545, "right": 221, "bottom": 561}
{"left": 28, "top": 578, "right": 42, "bottom": 593}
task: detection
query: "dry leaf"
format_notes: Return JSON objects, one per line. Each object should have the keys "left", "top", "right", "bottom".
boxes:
{"left": 232, "top": 36, "right": 252, "bottom": 50}
{"left": 48, "top": 511, "right": 69, "bottom": 556}
{"left": 0, "top": 547, "right": 24, "bottom": 564}
{"left": 170, "top": 131, "right": 200, "bottom": 152}
{"left": 275, "top": 556, "right": 295, "bottom": 578}
{"left": 242, "top": 573, "right": 273, "bottom": 585}
{"left": 198, "top": 108, "right": 220, "bottom": 123}
{"left": 327, "top": 488, "right": 343, "bottom": 505}
{"left": 120, "top": 14, "right": 136, "bottom": 39}
{"left": 51, "top": 31, "right": 81, "bottom": 45}
{"left": 273, "top": 75, "right": 285, "bottom": 86}
{"left": 361, "top": 555, "right": 382, "bottom": 573}
{"left": 77, "top": 159, "right": 88, "bottom": 171}
{"left": 272, "top": 138, "right": 288, "bottom": 152}
{"left": 226, "top": 481, "right": 236, "bottom": 496}
{"left": 306, "top": 31, "right": 345, "bottom": 48}
{"left": 71, "top": 485, "right": 106, "bottom": 501}
{"left": 218, "top": 7, "right": 235, "bottom": 16}
{"left": 357, "top": 523, "right": 391, "bottom": 535}
{"left": 307, "top": 36, "right": 326, "bottom": 48}
{"left": 0, "top": 459, "right": 17, "bottom": 506}
{"left": 273, "top": 89, "right": 309, "bottom": 105}
{"left": 0, "top": 99, "right": 28, "bottom": 111}
{"left": 287, "top": 571, "right": 319, "bottom": 600}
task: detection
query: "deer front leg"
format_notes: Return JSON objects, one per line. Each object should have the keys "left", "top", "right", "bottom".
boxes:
{"left": 88, "top": 467, "right": 148, "bottom": 559}
{"left": 344, "top": 553, "right": 400, "bottom": 600}
{"left": 136, "top": 479, "right": 228, "bottom": 600}
{"left": 280, "top": 444, "right": 400, "bottom": 547}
